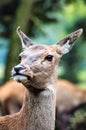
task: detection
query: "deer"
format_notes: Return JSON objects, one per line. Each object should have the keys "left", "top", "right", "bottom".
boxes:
{"left": 56, "top": 79, "right": 86, "bottom": 113}
{"left": 0, "top": 26, "right": 82, "bottom": 130}
{"left": 56, "top": 79, "right": 86, "bottom": 130}
{"left": 0, "top": 80, "right": 86, "bottom": 130}
{"left": 0, "top": 80, "right": 25, "bottom": 115}
{"left": 0, "top": 79, "right": 86, "bottom": 116}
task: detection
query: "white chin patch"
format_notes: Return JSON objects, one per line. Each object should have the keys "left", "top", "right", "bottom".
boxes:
{"left": 13, "top": 75, "right": 27, "bottom": 82}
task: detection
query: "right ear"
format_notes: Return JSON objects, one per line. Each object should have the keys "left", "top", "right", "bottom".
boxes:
{"left": 56, "top": 29, "right": 83, "bottom": 55}
{"left": 16, "top": 26, "right": 34, "bottom": 49}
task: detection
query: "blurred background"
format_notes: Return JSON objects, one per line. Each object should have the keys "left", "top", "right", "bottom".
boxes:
{"left": 0, "top": 0, "right": 86, "bottom": 86}
{"left": 0, "top": 0, "right": 86, "bottom": 130}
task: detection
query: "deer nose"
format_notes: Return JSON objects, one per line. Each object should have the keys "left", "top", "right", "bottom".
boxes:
{"left": 14, "top": 66, "right": 25, "bottom": 73}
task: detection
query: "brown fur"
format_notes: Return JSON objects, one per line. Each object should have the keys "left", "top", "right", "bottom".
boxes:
{"left": 56, "top": 79, "right": 86, "bottom": 112}
{"left": 0, "top": 27, "right": 82, "bottom": 130}
{"left": 0, "top": 80, "right": 25, "bottom": 115}
{"left": 0, "top": 79, "right": 86, "bottom": 115}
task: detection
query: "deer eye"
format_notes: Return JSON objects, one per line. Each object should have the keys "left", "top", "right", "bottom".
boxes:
{"left": 18, "top": 56, "right": 21, "bottom": 61}
{"left": 45, "top": 55, "right": 53, "bottom": 61}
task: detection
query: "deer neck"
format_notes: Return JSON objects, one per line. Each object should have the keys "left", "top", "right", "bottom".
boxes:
{"left": 21, "top": 81, "right": 56, "bottom": 130}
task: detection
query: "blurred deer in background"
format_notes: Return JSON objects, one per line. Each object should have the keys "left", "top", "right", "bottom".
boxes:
{"left": 56, "top": 79, "right": 86, "bottom": 130}
{"left": 0, "top": 27, "right": 82, "bottom": 130}
{"left": 0, "top": 80, "right": 25, "bottom": 115}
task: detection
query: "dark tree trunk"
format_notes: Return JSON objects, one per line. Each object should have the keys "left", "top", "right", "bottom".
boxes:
{"left": 4, "top": 0, "right": 35, "bottom": 82}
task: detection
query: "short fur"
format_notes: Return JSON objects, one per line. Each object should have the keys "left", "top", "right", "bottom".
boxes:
{"left": 0, "top": 27, "right": 82, "bottom": 130}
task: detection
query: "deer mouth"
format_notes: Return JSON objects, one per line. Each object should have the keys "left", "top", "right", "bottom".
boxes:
{"left": 13, "top": 73, "right": 31, "bottom": 81}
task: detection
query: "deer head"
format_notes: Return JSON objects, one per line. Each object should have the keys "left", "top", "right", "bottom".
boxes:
{"left": 12, "top": 27, "right": 83, "bottom": 89}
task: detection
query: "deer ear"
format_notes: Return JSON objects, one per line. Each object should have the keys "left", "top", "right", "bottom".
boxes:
{"left": 56, "top": 29, "right": 83, "bottom": 55}
{"left": 16, "top": 26, "right": 34, "bottom": 49}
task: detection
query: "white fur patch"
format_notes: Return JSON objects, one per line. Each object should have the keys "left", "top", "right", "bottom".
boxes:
{"left": 61, "top": 40, "right": 71, "bottom": 54}
{"left": 40, "top": 85, "right": 55, "bottom": 97}
{"left": 13, "top": 75, "right": 27, "bottom": 81}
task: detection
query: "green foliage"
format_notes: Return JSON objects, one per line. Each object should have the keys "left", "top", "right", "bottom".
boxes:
{"left": 68, "top": 106, "right": 86, "bottom": 130}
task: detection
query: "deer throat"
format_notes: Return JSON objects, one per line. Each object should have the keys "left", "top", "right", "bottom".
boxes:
{"left": 21, "top": 86, "right": 56, "bottom": 130}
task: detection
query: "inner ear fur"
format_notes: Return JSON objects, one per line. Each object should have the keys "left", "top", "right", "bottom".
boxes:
{"left": 56, "top": 29, "right": 83, "bottom": 54}
{"left": 16, "top": 26, "right": 34, "bottom": 49}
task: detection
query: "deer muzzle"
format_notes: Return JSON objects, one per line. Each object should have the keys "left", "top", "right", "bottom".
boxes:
{"left": 12, "top": 64, "right": 33, "bottom": 82}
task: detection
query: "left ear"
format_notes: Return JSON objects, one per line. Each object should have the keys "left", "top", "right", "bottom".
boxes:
{"left": 16, "top": 26, "right": 34, "bottom": 49}
{"left": 56, "top": 29, "right": 83, "bottom": 55}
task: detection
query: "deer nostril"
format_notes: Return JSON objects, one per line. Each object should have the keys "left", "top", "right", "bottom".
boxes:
{"left": 14, "top": 66, "right": 25, "bottom": 73}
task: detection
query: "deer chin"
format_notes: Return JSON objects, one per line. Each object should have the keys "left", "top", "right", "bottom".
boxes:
{"left": 13, "top": 74, "right": 31, "bottom": 83}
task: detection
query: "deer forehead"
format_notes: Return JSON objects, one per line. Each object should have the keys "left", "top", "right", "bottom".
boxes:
{"left": 20, "top": 44, "right": 58, "bottom": 57}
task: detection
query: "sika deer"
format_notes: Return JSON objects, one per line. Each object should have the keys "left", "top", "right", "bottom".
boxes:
{"left": 0, "top": 27, "right": 82, "bottom": 130}
{"left": 0, "top": 80, "right": 25, "bottom": 115}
